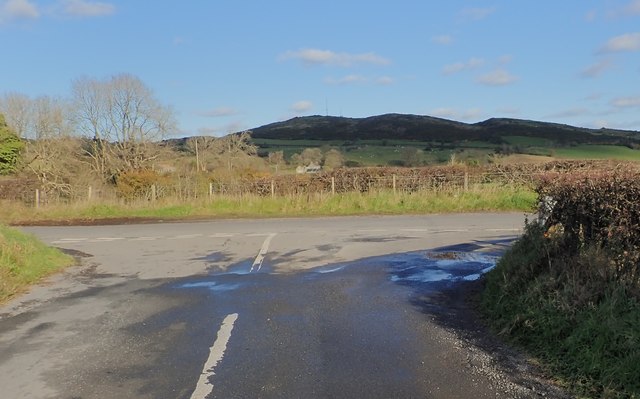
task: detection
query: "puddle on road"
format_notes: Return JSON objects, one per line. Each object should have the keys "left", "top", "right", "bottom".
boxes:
{"left": 174, "top": 247, "right": 501, "bottom": 294}
{"left": 388, "top": 251, "right": 498, "bottom": 286}
{"left": 178, "top": 281, "right": 242, "bottom": 292}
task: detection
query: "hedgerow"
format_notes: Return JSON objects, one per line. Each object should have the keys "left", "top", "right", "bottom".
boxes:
{"left": 482, "top": 164, "right": 640, "bottom": 398}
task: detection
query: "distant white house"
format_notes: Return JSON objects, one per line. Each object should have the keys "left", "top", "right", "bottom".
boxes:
{"left": 296, "top": 163, "right": 322, "bottom": 174}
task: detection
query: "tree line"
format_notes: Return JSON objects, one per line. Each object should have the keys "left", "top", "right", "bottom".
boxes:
{"left": 0, "top": 74, "right": 345, "bottom": 200}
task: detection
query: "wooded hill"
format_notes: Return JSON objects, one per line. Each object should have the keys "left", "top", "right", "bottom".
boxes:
{"left": 249, "top": 114, "right": 639, "bottom": 145}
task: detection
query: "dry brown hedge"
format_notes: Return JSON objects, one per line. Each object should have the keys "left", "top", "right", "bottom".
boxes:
{"left": 536, "top": 163, "right": 640, "bottom": 289}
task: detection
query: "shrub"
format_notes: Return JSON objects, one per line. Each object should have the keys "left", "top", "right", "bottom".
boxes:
{"left": 115, "top": 169, "right": 168, "bottom": 201}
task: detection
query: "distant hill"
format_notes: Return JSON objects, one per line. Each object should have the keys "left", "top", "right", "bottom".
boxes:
{"left": 250, "top": 114, "right": 639, "bottom": 145}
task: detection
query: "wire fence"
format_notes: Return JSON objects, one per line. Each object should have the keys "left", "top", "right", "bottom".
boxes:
{"left": 3, "top": 160, "right": 627, "bottom": 207}
{"left": 0, "top": 171, "right": 532, "bottom": 207}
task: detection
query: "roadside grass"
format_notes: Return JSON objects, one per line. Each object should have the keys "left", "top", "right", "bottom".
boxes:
{"left": 0, "top": 224, "right": 74, "bottom": 303}
{"left": 481, "top": 222, "right": 640, "bottom": 398}
{"left": 0, "top": 185, "right": 537, "bottom": 225}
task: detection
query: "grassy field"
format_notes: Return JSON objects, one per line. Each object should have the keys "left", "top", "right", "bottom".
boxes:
{"left": 254, "top": 137, "right": 640, "bottom": 165}
{"left": 554, "top": 144, "right": 640, "bottom": 161}
{"left": 1, "top": 185, "right": 537, "bottom": 225}
{"left": 0, "top": 224, "right": 74, "bottom": 303}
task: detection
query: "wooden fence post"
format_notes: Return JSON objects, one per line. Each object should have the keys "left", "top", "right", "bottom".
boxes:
{"left": 392, "top": 174, "right": 397, "bottom": 194}
{"left": 209, "top": 182, "right": 214, "bottom": 199}
{"left": 271, "top": 180, "right": 275, "bottom": 198}
{"left": 88, "top": 186, "right": 93, "bottom": 201}
{"left": 35, "top": 189, "right": 40, "bottom": 209}
{"left": 464, "top": 172, "right": 469, "bottom": 191}
{"left": 151, "top": 184, "right": 157, "bottom": 202}
{"left": 331, "top": 177, "right": 336, "bottom": 195}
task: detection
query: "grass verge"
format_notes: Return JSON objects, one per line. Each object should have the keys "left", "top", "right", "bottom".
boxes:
{"left": 0, "top": 185, "right": 537, "bottom": 224}
{"left": 0, "top": 224, "right": 75, "bottom": 303}
{"left": 480, "top": 222, "right": 640, "bottom": 398}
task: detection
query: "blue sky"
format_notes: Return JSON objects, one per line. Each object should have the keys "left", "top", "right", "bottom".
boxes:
{"left": 2, "top": 0, "right": 640, "bottom": 137}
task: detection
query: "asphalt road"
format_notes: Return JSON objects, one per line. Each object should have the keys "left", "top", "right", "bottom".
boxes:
{"left": 0, "top": 214, "right": 569, "bottom": 398}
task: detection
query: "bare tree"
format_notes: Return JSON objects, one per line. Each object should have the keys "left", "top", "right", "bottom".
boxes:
{"left": 267, "top": 150, "right": 285, "bottom": 173}
{"left": 0, "top": 92, "right": 32, "bottom": 138}
{"left": 292, "top": 147, "right": 323, "bottom": 166}
{"left": 323, "top": 148, "right": 344, "bottom": 170}
{"left": 185, "top": 135, "right": 219, "bottom": 172}
{"left": 215, "top": 131, "right": 257, "bottom": 172}
{"left": 72, "top": 74, "right": 176, "bottom": 181}
{"left": 33, "top": 96, "right": 74, "bottom": 139}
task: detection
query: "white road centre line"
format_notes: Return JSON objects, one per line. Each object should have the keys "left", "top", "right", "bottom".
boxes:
{"left": 169, "top": 234, "right": 203, "bottom": 240}
{"left": 51, "top": 238, "right": 88, "bottom": 244}
{"left": 190, "top": 313, "right": 239, "bottom": 399}
{"left": 250, "top": 233, "right": 277, "bottom": 272}
{"left": 92, "top": 237, "right": 125, "bottom": 242}
{"left": 130, "top": 236, "right": 158, "bottom": 241}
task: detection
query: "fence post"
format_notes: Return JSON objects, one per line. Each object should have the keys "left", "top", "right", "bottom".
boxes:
{"left": 392, "top": 174, "right": 397, "bottom": 194}
{"left": 271, "top": 180, "right": 275, "bottom": 198}
{"left": 35, "top": 189, "right": 40, "bottom": 209}
{"left": 151, "top": 184, "right": 157, "bottom": 202}
{"left": 331, "top": 177, "right": 336, "bottom": 195}
{"left": 88, "top": 186, "right": 93, "bottom": 201}
{"left": 464, "top": 172, "right": 469, "bottom": 191}
{"left": 209, "top": 182, "right": 214, "bottom": 199}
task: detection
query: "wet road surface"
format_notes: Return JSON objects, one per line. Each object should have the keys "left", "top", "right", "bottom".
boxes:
{"left": 0, "top": 214, "right": 569, "bottom": 398}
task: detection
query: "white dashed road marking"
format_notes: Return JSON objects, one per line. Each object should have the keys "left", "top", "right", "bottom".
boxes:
{"left": 250, "top": 233, "right": 277, "bottom": 272}
{"left": 169, "top": 234, "right": 203, "bottom": 240}
{"left": 189, "top": 313, "right": 239, "bottom": 399}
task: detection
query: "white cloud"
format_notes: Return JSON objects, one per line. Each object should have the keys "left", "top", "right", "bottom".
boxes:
{"left": 610, "top": 96, "right": 640, "bottom": 108}
{"left": 609, "top": 0, "right": 640, "bottom": 18}
{"left": 625, "top": 0, "right": 640, "bottom": 15}
{"left": 280, "top": 48, "right": 390, "bottom": 67}
{"left": 585, "top": 92, "right": 604, "bottom": 101}
{"left": 0, "top": 0, "right": 39, "bottom": 22}
{"left": 325, "top": 74, "right": 367, "bottom": 85}
{"left": 291, "top": 100, "right": 313, "bottom": 113}
{"left": 172, "top": 36, "right": 186, "bottom": 46}
{"left": 442, "top": 57, "right": 484, "bottom": 75}
{"left": 498, "top": 54, "right": 513, "bottom": 65}
{"left": 600, "top": 32, "right": 640, "bottom": 53}
{"left": 375, "top": 76, "right": 395, "bottom": 85}
{"left": 460, "top": 7, "right": 495, "bottom": 21}
{"left": 431, "top": 34, "right": 454, "bottom": 45}
{"left": 60, "top": 0, "right": 115, "bottom": 17}
{"left": 580, "top": 59, "right": 613, "bottom": 78}
{"left": 198, "top": 107, "right": 238, "bottom": 118}
{"left": 476, "top": 69, "right": 518, "bottom": 86}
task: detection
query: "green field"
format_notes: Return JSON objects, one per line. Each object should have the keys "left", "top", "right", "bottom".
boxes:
{"left": 254, "top": 136, "right": 640, "bottom": 165}
{"left": 554, "top": 145, "right": 640, "bottom": 161}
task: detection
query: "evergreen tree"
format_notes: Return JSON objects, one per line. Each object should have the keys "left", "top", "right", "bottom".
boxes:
{"left": 0, "top": 114, "right": 24, "bottom": 175}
